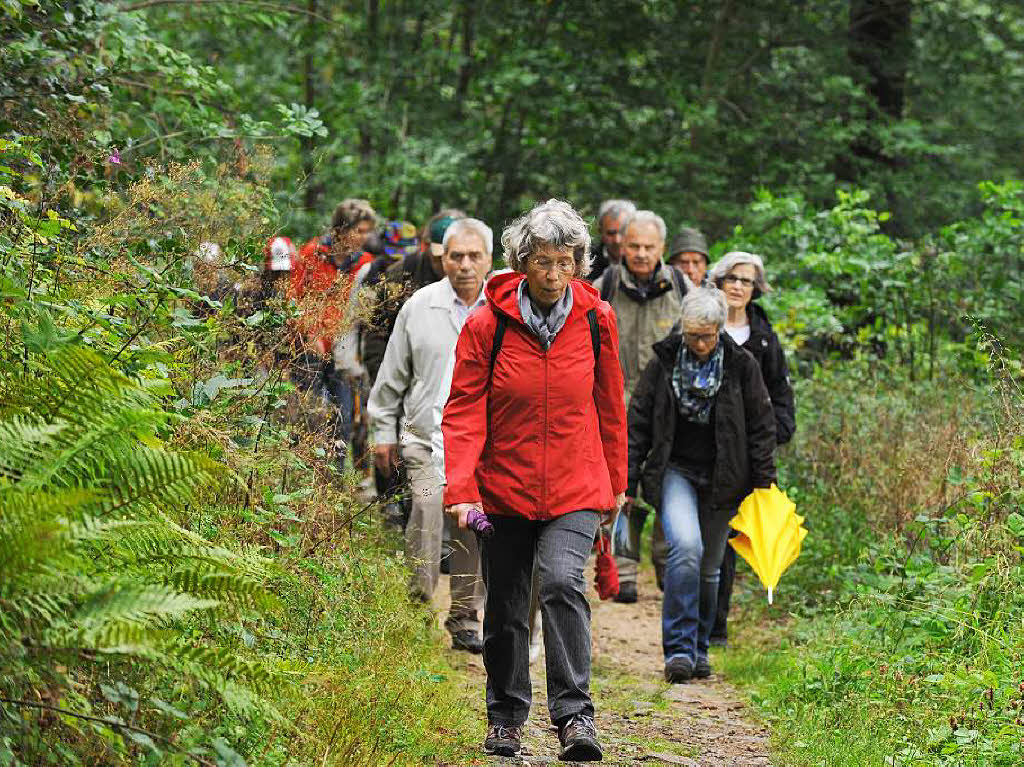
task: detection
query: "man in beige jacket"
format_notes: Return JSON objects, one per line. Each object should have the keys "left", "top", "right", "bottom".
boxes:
{"left": 367, "top": 218, "right": 492, "bottom": 652}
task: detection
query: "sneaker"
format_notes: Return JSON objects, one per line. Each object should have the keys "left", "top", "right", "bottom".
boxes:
{"left": 484, "top": 723, "right": 523, "bottom": 757}
{"left": 664, "top": 656, "right": 694, "bottom": 683}
{"left": 694, "top": 655, "right": 712, "bottom": 679}
{"left": 557, "top": 714, "right": 602, "bottom": 762}
{"left": 613, "top": 581, "right": 637, "bottom": 604}
{"left": 451, "top": 630, "right": 483, "bottom": 654}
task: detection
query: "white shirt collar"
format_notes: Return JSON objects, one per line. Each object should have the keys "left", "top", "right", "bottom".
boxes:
{"left": 443, "top": 276, "right": 486, "bottom": 308}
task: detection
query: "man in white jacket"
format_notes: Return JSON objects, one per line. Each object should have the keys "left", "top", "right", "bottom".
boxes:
{"left": 367, "top": 218, "right": 492, "bottom": 653}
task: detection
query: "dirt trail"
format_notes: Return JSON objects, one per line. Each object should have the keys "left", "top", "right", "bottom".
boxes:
{"left": 437, "top": 566, "right": 771, "bottom": 765}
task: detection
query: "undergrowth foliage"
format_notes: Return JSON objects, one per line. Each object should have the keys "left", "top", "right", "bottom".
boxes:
{"left": 1, "top": 134, "right": 473, "bottom": 764}
{"left": 0, "top": 346, "right": 281, "bottom": 763}
{"left": 726, "top": 342, "right": 1024, "bottom": 766}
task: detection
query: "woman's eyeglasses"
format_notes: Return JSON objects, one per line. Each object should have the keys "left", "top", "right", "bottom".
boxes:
{"left": 722, "top": 274, "right": 756, "bottom": 288}
{"left": 529, "top": 257, "right": 576, "bottom": 275}
{"left": 684, "top": 332, "right": 718, "bottom": 345}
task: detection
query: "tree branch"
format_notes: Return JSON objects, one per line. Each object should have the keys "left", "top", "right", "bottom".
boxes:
{"left": 0, "top": 698, "right": 216, "bottom": 767}
{"left": 118, "top": 0, "right": 330, "bottom": 22}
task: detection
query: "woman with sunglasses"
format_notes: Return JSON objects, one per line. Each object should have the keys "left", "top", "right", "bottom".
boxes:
{"left": 626, "top": 287, "right": 777, "bottom": 683}
{"left": 706, "top": 252, "right": 796, "bottom": 647}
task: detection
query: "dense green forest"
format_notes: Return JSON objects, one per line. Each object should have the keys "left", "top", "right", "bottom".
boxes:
{"left": 1, "top": 0, "right": 1022, "bottom": 764}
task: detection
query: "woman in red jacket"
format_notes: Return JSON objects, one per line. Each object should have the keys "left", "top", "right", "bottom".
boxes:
{"left": 443, "top": 199, "right": 628, "bottom": 761}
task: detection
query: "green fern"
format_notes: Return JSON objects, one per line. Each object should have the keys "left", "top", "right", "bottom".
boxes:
{"left": 0, "top": 347, "right": 286, "bottom": 757}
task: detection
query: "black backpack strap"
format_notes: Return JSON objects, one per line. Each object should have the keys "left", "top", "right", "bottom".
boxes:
{"left": 668, "top": 265, "right": 688, "bottom": 301}
{"left": 586, "top": 308, "right": 600, "bottom": 367}
{"left": 489, "top": 312, "right": 508, "bottom": 381}
{"left": 599, "top": 266, "right": 619, "bottom": 302}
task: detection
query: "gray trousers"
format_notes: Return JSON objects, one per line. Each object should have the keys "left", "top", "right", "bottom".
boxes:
{"left": 402, "top": 442, "right": 484, "bottom": 633}
{"left": 480, "top": 510, "right": 600, "bottom": 726}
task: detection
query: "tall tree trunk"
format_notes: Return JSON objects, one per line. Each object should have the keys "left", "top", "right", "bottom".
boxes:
{"left": 849, "top": 0, "right": 912, "bottom": 120}
{"left": 454, "top": 0, "right": 477, "bottom": 116}
{"left": 301, "top": 0, "right": 319, "bottom": 212}
{"left": 843, "top": 0, "right": 913, "bottom": 231}
{"left": 367, "top": 0, "right": 379, "bottom": 42}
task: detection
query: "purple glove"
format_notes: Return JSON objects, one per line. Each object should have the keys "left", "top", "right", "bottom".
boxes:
{"left": 466, "top": 508, "right": 493, "bottom": 539}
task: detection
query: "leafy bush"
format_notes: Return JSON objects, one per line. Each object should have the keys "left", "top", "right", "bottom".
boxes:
{"left": 718, "top": 182, "right": 1024, "bottom": 371}
{"left": 724, "top": 343, "right": 1024, "bottom": 766}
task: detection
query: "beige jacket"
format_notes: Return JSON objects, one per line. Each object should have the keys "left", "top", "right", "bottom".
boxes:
{"left": 594, "top": 262, "right": 685, "bottom": 401}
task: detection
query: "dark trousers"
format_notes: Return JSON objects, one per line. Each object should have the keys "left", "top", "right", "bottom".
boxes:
{"left": 712, "top": 540, "right": 737, "bottom": 640}
{"left": 481, "top": 510, "right": 600, "bottom": 727}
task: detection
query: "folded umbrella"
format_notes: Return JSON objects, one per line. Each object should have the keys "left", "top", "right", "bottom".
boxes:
{"left": 729, "top": 484, "right": 807, "bottom": 604}
{"left": 593, "top": 531, "right": 619, "bottom": 600}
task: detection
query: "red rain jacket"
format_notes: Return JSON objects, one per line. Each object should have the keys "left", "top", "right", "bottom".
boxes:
{"left": 442, "top": 272, "right": 628, "bottom": 520}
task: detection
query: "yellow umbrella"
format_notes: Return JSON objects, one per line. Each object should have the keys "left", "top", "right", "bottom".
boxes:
{"left": 729, "top": 484, "right": 807, "bottom": 604}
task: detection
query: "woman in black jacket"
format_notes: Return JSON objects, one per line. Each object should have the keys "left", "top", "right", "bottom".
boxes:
{"left": 707, "top": 252, "right": 796, "bottom": 645}
{"left": 627, "top": 287, "right": 777, "bottom": 683}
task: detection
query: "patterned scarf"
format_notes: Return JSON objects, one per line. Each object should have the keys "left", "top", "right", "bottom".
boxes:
{"left": 670, "top": 337, "right": 725, "bottom": 424}
{"left": 517, "top": 280, "right": 573, "bottom": 350}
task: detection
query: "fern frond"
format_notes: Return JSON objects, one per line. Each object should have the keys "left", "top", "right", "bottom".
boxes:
{"left": 70, "top": 584, "right": 219, "bottom": 641}
{"left": 0, "top": 488, "right": 96, "bottom": 582}
{"left": 101, "top": 447, "right": 221, "bottom": 516}
{"left": 167, "top": 570, "right": 278, "bottom": 610}
{"left": 0, "top": 417, "right": 66, "bottom": 480}
{"left": 168, "top": 643, "right": 278, "bottom": 693}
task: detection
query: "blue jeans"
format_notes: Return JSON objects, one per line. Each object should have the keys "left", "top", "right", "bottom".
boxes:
{"left": 660, "top": 467, "right": 734, "bottom": 663}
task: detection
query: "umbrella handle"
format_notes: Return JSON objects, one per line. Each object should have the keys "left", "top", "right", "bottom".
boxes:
{"left": 768, "top": 586, "right": 774, "bottom": 605}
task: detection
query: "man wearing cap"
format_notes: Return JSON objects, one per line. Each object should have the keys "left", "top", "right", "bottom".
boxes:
{"left": 586, "top": 199, "right": 637, "bottom": 282}
{"left": 667, "top": 227, "right": 711, "bottom": 288}
{"left": 368, "top": 218, "right": 492, "bottom": 653}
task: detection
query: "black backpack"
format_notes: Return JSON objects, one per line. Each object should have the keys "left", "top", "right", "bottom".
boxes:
{"left": 488, "top": 308, "right": 601, "bottom": 381}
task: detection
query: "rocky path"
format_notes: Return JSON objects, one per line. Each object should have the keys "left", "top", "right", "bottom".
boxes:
{"left": 437, "top": 566, "right": 771, "bottom": 766}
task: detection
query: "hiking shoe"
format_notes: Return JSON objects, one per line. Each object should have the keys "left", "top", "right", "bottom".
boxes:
{"left": 558, "top": 714, "right": 602, "bottom": 762}
{"left": 613, "top": 581, "right": 637, "bottom": 604}
{"left": 694, "top": 655, "right": 712, "bottom": 679}
{"left": 484, "top": 724, "right": 523, "bottom": 757}
{"left": 664, "top": 656, "right": 694, "bottom": 683}
{"left": 381, "top": 502, "right": 405, "bottom": 530}
{"left": 451, "top": 630, "right": 483, "bottom": 654}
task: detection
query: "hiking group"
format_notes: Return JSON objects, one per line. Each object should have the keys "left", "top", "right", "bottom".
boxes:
{"left": 227, "top": 195, "right": 795, "bottom": 762}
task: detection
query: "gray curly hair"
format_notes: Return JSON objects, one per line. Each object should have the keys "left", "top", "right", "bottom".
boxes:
{"left": 501, "top": 199, "right": 593, "bottom": 277}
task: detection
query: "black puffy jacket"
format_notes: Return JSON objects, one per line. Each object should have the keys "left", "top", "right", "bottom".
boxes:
{"left": 627, "top": 332, "right": 777, "bottom": 512}
{"left": 742, "top": 302, "right": 796, "bottom": 445}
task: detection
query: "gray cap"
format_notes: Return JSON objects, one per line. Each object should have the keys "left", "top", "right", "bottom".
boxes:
{"left": 669, "top": 227, "right": 709, "bottom": 257}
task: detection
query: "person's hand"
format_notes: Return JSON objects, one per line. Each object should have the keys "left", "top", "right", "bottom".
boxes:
{"left": 445, "top": 503, "right": 482, "bottom": 530}
{"left": 374, "top": 443, "right": 399, "bottom": 473}
{"left": 601, "top": 492, "right": 627, "bottom": 526}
